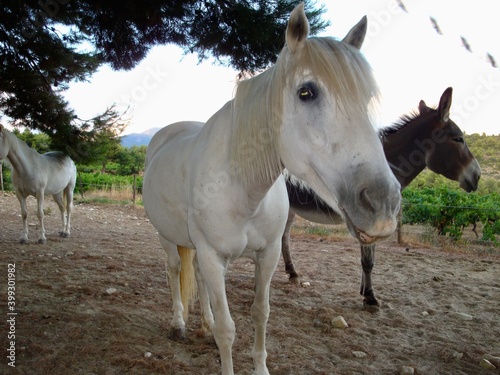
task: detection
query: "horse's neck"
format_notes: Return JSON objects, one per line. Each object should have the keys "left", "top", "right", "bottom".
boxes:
{"left": 383, "top": 115, "right": 433, "bottom": 188}
{"left": 5, "top": 132, "right": 39, "bottom": 176}
{"left": 198, "top": 102, "right": 283, "bottom": 210}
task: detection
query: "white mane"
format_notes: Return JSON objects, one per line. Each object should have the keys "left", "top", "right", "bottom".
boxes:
{"left": 229, "top": 36, "right": 380, "bottom": 187}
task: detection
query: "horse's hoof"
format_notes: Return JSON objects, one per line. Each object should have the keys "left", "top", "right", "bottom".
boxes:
{"left": 169, "top": 327, "right": 187, "bottom": 341}
{"left": 195, "top": 327, "right": 215, "bottom": 341}
{"left": 288, "top": 275, "right": 301, "bottom": 285}
{"left": 60, "top": 232, "right": 70, "bottom": 238}
{"left": 19, "top": 238, "right": 28, "bottom": 244}
{"left": 38, "top": 238, "right": 47, "bottom": 244}
{"left": 363, "top": 298, "right": 381, "bottom": 313}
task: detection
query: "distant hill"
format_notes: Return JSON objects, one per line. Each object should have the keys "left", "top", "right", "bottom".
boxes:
{"left": 121, "top": 127, "right": 161, "bottom": 147}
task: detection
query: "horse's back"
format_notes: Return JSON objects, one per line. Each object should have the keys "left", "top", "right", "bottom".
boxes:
{"left": 146, "top": 122, "right": 204, "bottom": 167}
{"left": 10, "top": 150, "right": 76, "bottom": 197}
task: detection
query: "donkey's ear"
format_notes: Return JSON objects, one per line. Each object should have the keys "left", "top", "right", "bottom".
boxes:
{"left": 342, "top": 16, "right": 367, "bottom": 49}
{"left": 437, "top": 87, "right": 453, "bottom": 123}
{"left": 286, "top": 2, "right": 310, "bottom": 53}
{"left": 418, "top": 100, "right": 431, "bottom": 114}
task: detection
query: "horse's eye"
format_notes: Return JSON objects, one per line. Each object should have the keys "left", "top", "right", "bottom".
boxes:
{"left": 453, "top": 137, "right": 464, "bottom": 144}
{"left": 298, "top": 85, "right": 316, "bottom": 101}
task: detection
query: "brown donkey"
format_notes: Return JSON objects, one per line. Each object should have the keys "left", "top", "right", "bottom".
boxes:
{"left": 283, "top": 87, "right": 481, "bottom": 309}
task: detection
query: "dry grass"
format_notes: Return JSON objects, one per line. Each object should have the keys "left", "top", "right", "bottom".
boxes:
{"left": 291, "top": 216, "right": 499, "bottom": 258}
{"left": 78, "top": 186, "right": 142, "bottom": 205}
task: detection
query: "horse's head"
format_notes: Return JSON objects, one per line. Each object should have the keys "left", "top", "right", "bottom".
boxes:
{"left": 418, "top": 87, "right": 481, "bottom": 192}
{"left": 278, "top": 4, "right": 401, "bottom": 243}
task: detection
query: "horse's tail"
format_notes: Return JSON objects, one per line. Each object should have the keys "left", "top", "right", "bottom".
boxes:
{"left": 178, "top": 246, "right": 197, "bottom": 321}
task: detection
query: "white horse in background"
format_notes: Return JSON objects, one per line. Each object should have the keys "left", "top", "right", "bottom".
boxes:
{"left": 143, "top": 4, "right": 401, "bottom": 375}
{"left": 0, "top": 124, "right": 77, "bottom": 244}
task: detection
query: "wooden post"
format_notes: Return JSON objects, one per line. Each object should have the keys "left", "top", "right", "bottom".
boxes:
{"left": 397, "top": 206, "right": 403, "bottom": 244}
{"left": 132, "top": 174, "right": 137, "bottom": 204}
{"left": 0, "top": 160, "right": 4, "bottom": 194}
{"left": 78, "top": 171, "right": 85, "bottom": 199}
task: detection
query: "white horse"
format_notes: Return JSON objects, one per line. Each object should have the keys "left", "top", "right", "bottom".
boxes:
{"left": 143, "top": 4, "right": 401, "bottom": 375}
{"left": 0, "top": 125, "right": 77, "bottom": 244}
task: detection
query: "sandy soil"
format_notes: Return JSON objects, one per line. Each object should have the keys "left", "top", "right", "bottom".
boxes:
{"left": 1, "top": 193, "right": 499, "bottom": 375}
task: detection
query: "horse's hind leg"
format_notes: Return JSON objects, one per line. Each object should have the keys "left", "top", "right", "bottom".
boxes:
{"left": 53, "top": 193, "right": 68, "bottom": 238}
{"left": 36, "top": 192, "right": 46, "bottom": 244}
{"left": 282, "top": 210, "right": 300, "bottom": 284}
{"left": 16, "top": 193, "right": 29, "bottom": 243}
{"left": 159, "top": 236, "right": 187, "bottom": 340}
{"left": 59, "top": 187, "right": 73, "bottom": 238}
{"left": 193, "top": 253, "right": 214, "bottom": 336}
{"left": 360, "top": 244, "right": 379, "bottom": 311}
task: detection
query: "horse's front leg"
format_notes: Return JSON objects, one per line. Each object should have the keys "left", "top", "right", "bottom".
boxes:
{"left": 252, "top": 241, "right": 281, "bottom": 375}
{"left": 197, "top": 246, "right": 235, "bottom": 375}
{"left": 16, "top": 193, "right": 29, "bottom": 243}
{"left": 360, "top": 244, "right": 379, "bottom": 311}
{"left": 282, "top": 210, "right": 300, "bottom": 284}
{"left": 36, "top": 192, "right": 47, "bottom": 244}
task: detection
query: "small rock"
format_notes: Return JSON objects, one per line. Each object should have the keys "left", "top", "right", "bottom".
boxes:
{"left": 479, "top": 358, "right": 496, "bottom": 370}
{"left": 352, "top": 351, "right": 367, "bottom": 358}
{"left": 313, "top": 319, "right": 323, "bottom": 328}
{"left": 331, "top": 316, "right": 348, "bottom": 329}
{"left": 144, "top": 352, "right": 152, "bottom": 358}
{"left": 483, "top": 354, "right": 500, "bottom": 368}
{"left": 65, "top": 251, "right": 74, "bottom": 257}
{"left": 452, "top": 352, "right": 463, "bottom": 360}
{"left": 452, "top": 312, "right": 474, "bottom": 321}
{"left": 400, "top": 366, "right": 415, "bottom": 375}
{"left": 106, "top": 287, "right": 117, "bottom": 295}
{"left": 421, "top": 311, "right": 429, "bottom": 317}
{"left": 301, "top": 281, "right": 311, "bottom": 287}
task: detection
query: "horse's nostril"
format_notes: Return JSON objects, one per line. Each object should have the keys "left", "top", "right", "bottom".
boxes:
{"left": 359, "top": 188, "right": 376, "bottom": 213}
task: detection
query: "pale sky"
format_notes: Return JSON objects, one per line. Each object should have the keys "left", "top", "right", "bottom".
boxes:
{"left": 64, "top": 0, "right": 500, "bottom": 136}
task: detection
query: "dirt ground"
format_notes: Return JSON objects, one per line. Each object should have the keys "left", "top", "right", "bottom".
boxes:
{"left": 1, "top": 193, "right": 499, "bottom": 375}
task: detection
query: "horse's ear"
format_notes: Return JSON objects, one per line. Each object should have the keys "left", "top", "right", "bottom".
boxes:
{"left": 342, "top": 16, "right": 368, "bottom": 49}
{"left": 286, "top": 2, "right": 310, "bottom": 53}
{"left": 418, "top": 100, "right": 431, "bottom": 114}
{"left": 437, "top": 87, "right": 453, "bottom": 123}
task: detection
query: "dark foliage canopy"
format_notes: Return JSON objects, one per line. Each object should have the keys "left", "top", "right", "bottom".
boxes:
{"left": 0, "top": 0, "right": 328, "bottom": 160}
